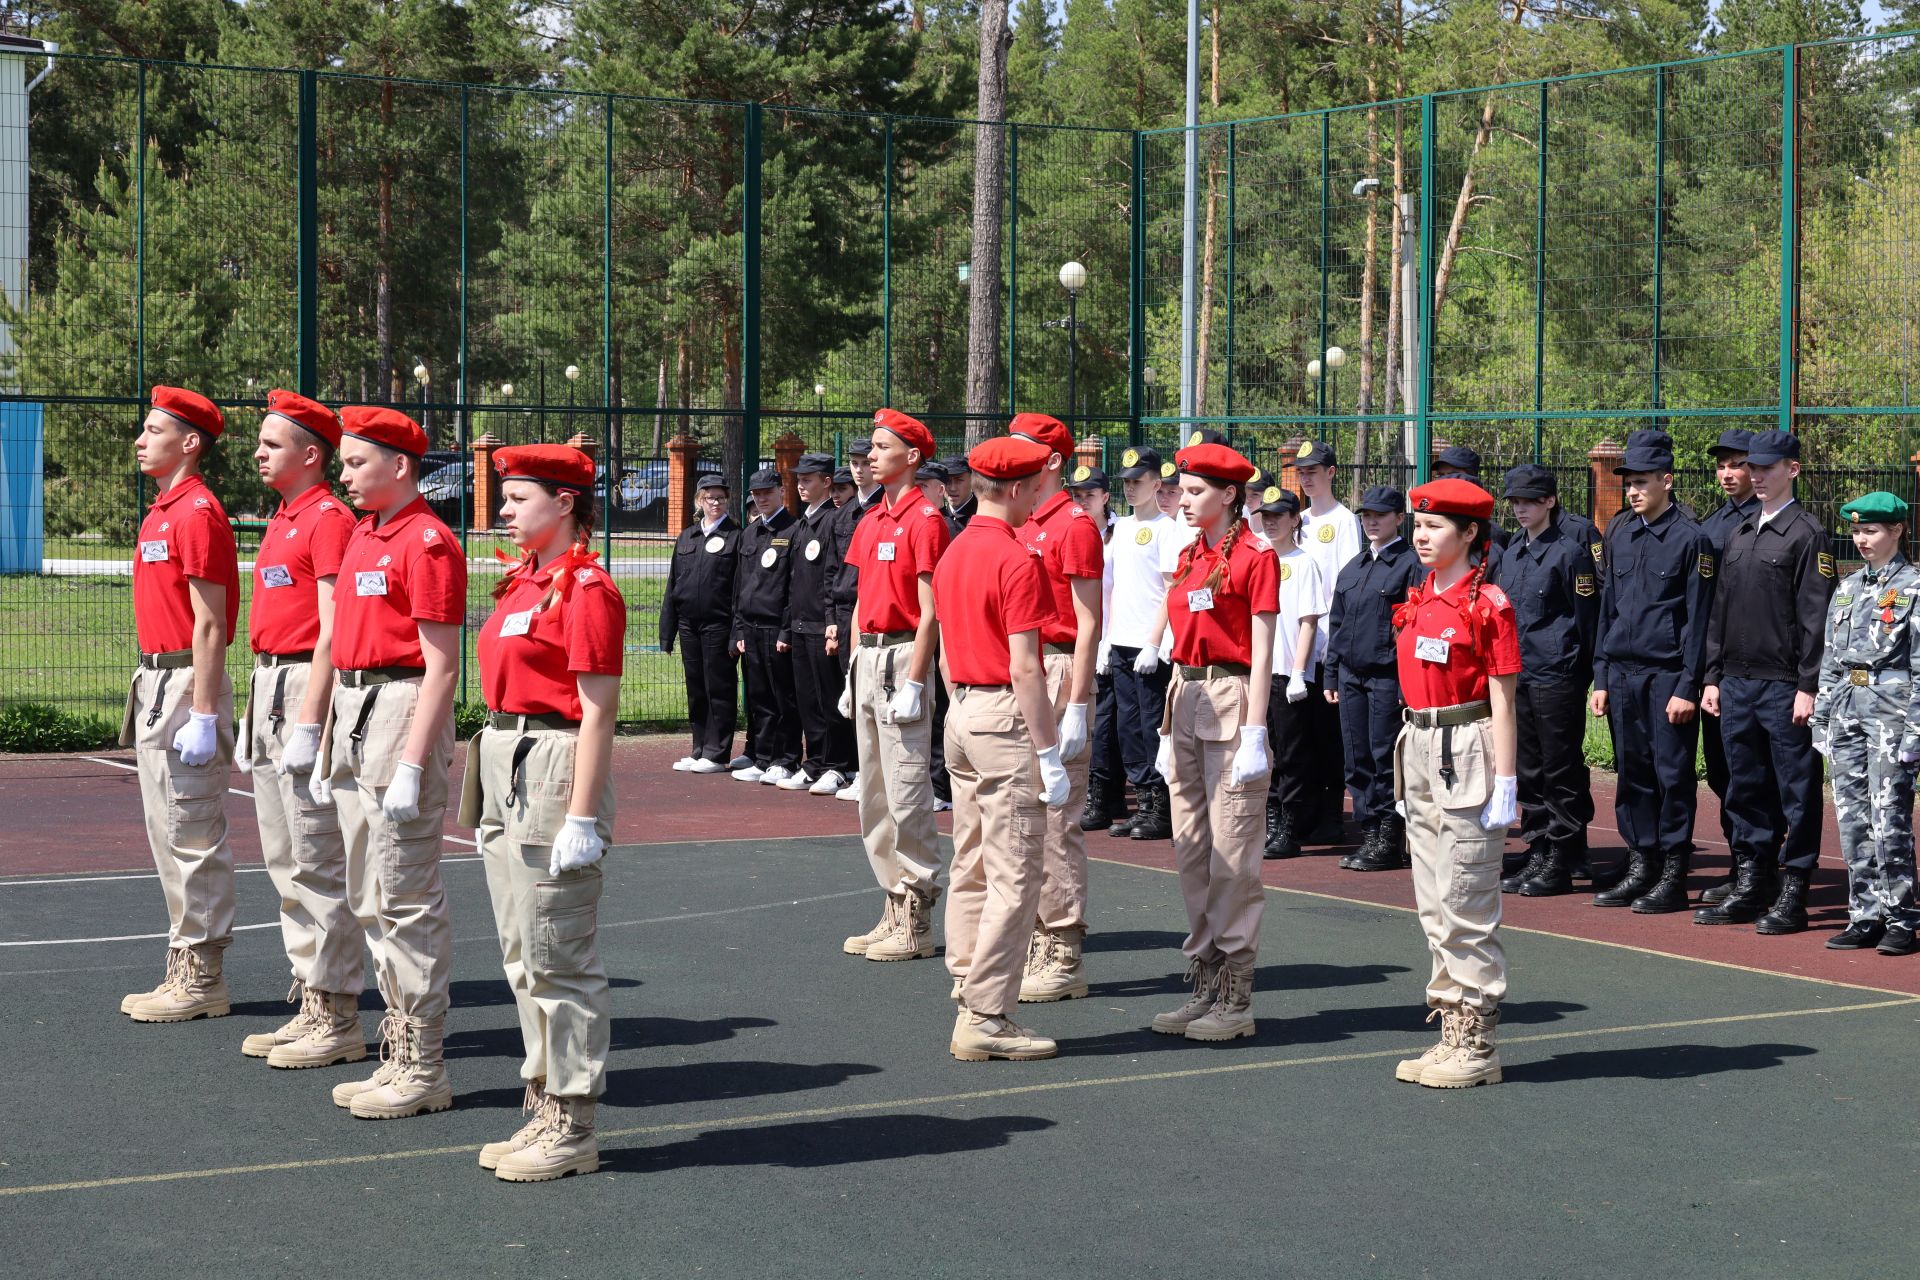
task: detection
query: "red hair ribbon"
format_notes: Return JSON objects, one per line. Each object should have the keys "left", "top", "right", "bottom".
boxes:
{"left": 494, "top": 542, "right": 603, "bottom": 615}
{"left": 1392, "top": 584, "right": 1424, "bottom": 630}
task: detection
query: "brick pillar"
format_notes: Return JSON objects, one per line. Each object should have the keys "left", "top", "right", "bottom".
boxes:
{"left": 667, "top": 433, "right": 703, "bottom": 538}
{"left": 565, "top": 431, "right": 598, "bottom": 460}
{"left": 1589, "top": 438, "right": 1624, "bottom": 531}
{"left": 1272, "top": 436, "right": 1307, "bottom": 497}
{"left": 773, "top": 430, "right": 807, "bottom": 515}
{"left": 471, "top": 432, "right": 501, "bottom": 530}
{"left": 1074, "top": 434, "right": 1102, "bottom": 478}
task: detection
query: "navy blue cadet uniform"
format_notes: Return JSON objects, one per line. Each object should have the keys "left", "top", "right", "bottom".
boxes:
{"left": 1697, "top": 429, "right": 1835, "bottom": 930}
{"left": 1489, "top": 464, "right": 1600, "bottom": 893}
{"left": 1592, "top": 431, "right": 1718, "bottom": 901}
{"left": 827, "top": 442, "right": 882, "bottom": 676}
{"left": 783, "top": 453, "right": 857, "bottom": 784}
{"left": 734, "top": 468, "right": 802, "bottom": 777}
{"left": 661, "top": 474, "right": 742, "bottom": 766}
{"left": 1325, "top": 485, "right": 1421, "bottom": 867}
{"left": 1696, "top": 428, "right": 1761, "bottom": 856}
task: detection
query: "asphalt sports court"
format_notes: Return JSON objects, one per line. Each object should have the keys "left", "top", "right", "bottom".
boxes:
{"left": 2, "top": 739, "right": 1915, "bottom": 1278}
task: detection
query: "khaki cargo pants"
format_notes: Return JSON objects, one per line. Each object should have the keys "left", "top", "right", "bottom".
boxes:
{"left": 121, "top": 662, "right": 236, "bottom": 949}
{"left": 1036, "top": 651, "right": 1090, "bottom": 934}
{"left": 1395, "top": 716, "right": 1508, "bottom": 1011}
{"left": 851, "top": 639, "right": 943, "bottom": 897}
{"left": 1163, "top": 672, "right": 1266, "bottom": 967}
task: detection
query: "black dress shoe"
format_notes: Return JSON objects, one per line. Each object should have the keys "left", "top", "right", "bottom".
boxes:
{"left": 1878, "top": 923, "right": 1918, "bottom": 956}
{"left": 1826, "top": 921, "right": 1886, "bottom": 950}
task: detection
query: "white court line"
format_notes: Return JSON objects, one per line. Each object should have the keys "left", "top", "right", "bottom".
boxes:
{"left": 2, "top": 857, "right": 483, "bottom": 889}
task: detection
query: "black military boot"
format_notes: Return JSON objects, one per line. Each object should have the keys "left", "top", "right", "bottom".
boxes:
{"left": 1354, "top": 814, "right": 1407, "bottom": 872}
{"left": 1501, "top": 845, "right": 1549, "bottom": 895}
{"left": 1693, "top": 856, "right": 1768, "bottom": 925}
{"left": 1754, "top": 868, "right": 1810, "bottom": 935}
{"left": 1080, "top": 775, "right": 1118, "bottom": 832}
{"left": 1593, "top": 850, "right": 1657, "bottom": 907}
{"left": 1108, "top": 786, "right": 1140, "bottom": 838}
{"left": 1699, "top": 869, "right": 1737, "bottom": 906}
{"left": 1264, "top": 803, "right": 1301, "bottom": 860}
{"left": 1630, "top": 849, "right": 1690, "bottom": 914}
{"left": 1340, "top": 822, "right": 1377, "bottom": 870}
{"left": 1130, "top": 782, "right": 1173, "bottom": 841}
{"left": 1263, "top": 799, "right": 1283, "bottom": 856}
{"left": 1519, "top": 844, "right": 1576, "bottom": 898}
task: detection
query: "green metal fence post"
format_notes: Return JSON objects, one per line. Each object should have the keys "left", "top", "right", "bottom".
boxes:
{"left": 297, "top": 71, "right": 318, "bottom": 398}
{"left": 1532, "top": 81, "right": 1547, "bottom": 463}
{"left": 134, "top": 62, "right": 145, "bottom": 403}
{"left": 1416, "top": 95, "right": 1435, "bottom": 484}
{"left": 1129, "top": 130, "right": 1145, "bottom": 447}
{"left": 603, "top": 95, "right": 615, "bottom": 565}
{"left": 1225, "top": 122, "right": 1236, "bottom": 420}
{"left": 1318, "top": 111, "right": 1330, "bottom": 420}
{"left": 882, "top": 116, "right": 893, "bottom": 407}
{"left": 1007, "top": 123, "right": 1019, "bottom": 417}
{"left": 1779, "top": 48, "right": 1798, "bottom": 435}
{"left": 742, "top": 103, "right": 763, "bottom": 499}
{"left": 456, "top": 85, "right": 470, "bottom": 705}
{"left": 1652, "top": 65, "right": 1667, "bottom": 422}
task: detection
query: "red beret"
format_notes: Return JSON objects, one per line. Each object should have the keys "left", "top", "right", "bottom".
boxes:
{"left": 967, "top": 436, "right": 1052, "bottom": 481}
{"left": 872, "top": 408, "right": 935, "bottom": 459}
{"left": 495, "top": 443, "right": 594, "bottom": 492}
{"left": 1174, "top": 442, "right": 1257, "bottom": 485}
{"left": 1408, "top": 478, "right": 1495, "bottom": 521}
{"left": 1007, "top": 412, "right": 1072, "bottom": 458}
{"left": 265, "top": 389, "right": 341, "bottom": 448}
{"left": 339, "top": 405, "right": 429, "bottom": 458}
{"left": 150, "top": 385, "right": 223, "bottom": 438}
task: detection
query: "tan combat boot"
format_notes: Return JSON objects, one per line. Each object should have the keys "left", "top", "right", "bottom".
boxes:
{"left": 129, "top": 943, "right": 231, "bottom": 1023}
{"left": 842, "top": 895, "right": 900, "bottom": 956}
{"left": 1020, "top": 929, "right": 1089, "bottom": 1003}
{"left": 1150, "top": 959, "right": 1222, "bottom": 1035}
{"left": 1185, "top": 962, "right": 1255, "bottom": 1041}
{"left": 1395, "top": 1006, "right": 1461, "bottom": 1083}
{"left": 332, "top": 1013, "right": 405, "bottom": 1108}
{"left": 1022, "top": 929, "right": 1049, "bottom": 977}
{"left": 479, "top": 1081, "right": 552, "bottom": 1170}
{"left": 1418, "top": 1004, "right": 1502, "bottom": 1088}
{"left": 495, "top": 1095, "right": 599, "bottom": 1182}
{"left": 949, "top": 1009, "right": 1058, "bottom": 1062}
{"left": 243, "top": 982, "right": 316, "bottom": 1058}
{"left": 351, "top": 1016, "right": 454, "bottom": 1119}
{"left": 269, "top": 991, "right": 367, "bottom": 1069}
{"left": 122, "top": 950, "right": 182, "bottom": 1015}
{"left": 866, "top": 888, "right": 936, "bottom": 961}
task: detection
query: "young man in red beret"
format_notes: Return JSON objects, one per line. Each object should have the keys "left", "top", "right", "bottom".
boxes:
{"left": 840, "top": 408, "right": 952, "bottom": 961}
{"left": 935, "top": 436, "right": 1071, "bottom": 1059}
{"left": 323, "top": 405, "right": 466, "bottom": 1119}
{"left": 236, "top": 390, "right": 368, "bottom": 1068}
{"left": 1005, "top": 413, "right": 1104, "bottom": 1003}
{"left": 122, "top": 386, "right": 242, "bottom": 1022}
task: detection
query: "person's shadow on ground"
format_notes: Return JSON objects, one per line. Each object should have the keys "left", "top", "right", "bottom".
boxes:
{"left": 1090, "top": 960, "right": 1410, "bottom": 1002}
{"left": 459, "top": 1058, "right": 881, "bottom": 1112}
{"left": 1507, "top": 1040, "right": 1816, "bottom": 1083}
{"left": 1060, "top": 995, "right": 1584, "bottom": 1059}
{"left": 605, "top": 1112, "right": 1054, "bottom": 1173}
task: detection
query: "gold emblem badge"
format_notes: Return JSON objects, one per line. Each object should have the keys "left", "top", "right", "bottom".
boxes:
{"left": 1317, "top": 524, "right": 1336, "bottom": 544}
{"left": 1574, "top": 574, "right": 1597, "bottom": 598}
{"left": 1280, "top": 561, "right": 1293, "bottom": 582}
{"left": 1134, "top": 526, "right": 1153, "bottom": 546}
{"left": 1697, "top": 553, "right": 1715, "bottom": 580}
{"left": 1263, "top": 485, "right": 1282, "bottom": 504}
{"left": 1590, "top": 541, "right": 1603, "bottom": 562}
{"left": 1073, "top": 465, "right": 1091, "bottom": 482}
{"left": 1817, "top": 551, "right": 1836, "bottom": 579}
{"left": 1297, "top": 441, "right": 1313, "bottom": 459}
{"left": 1122, "top": 448, "right": 1139, "bottom": 467}
{"left": 1160, "top": 461, "right": 1177, "bottom": 478}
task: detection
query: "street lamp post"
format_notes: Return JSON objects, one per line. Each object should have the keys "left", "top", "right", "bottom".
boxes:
{"left": 1060, "top": 260, "right": 1087, "bottom": 422}
{"left": 815, "top": 381, "right": 826, "bottom": 430}
{"left": 413, "top": 360, "right": 429, "bottom": 438}
{"left": 565, "top": 362, "right": 581, "bottom": 415}
{"left": 1325, "top": 345, "right": 1347, "bottom": 417}
{"left": 1142, "top": 364, "right": 1157, "bottom": 418}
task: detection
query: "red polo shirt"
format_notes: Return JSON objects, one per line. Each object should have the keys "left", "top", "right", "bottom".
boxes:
{"left": 848, "top": 485, "right": 951, "bottom": 634}
{"left": 249, "top": 484, "right": 355, "bottom": 655}
{"left": 133, "top": 473, "right": 239, "bottom": 653}
{"left": 477, "top": 558, "right": 626, "bottom": 719}
{"left": 1396, "top": 571, "right": 1521, "bottom": 711}
{"left": 331, "top": 497, "right": 467, "bottom": 671}
{"left": 932, "top": 516, "right": 1056, "bottom": 686}
{"left": 1020, "top": 490, "right": 1105, "bottom": 646}
{"left": 1166, "top": 527, "right": 1280, "bottom": 667}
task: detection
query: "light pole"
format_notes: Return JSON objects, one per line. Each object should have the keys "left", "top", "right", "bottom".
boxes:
{"left": 1060, "top": 260, "right": 1087, "bottom": 422}
{"left": 815, "top": 380, "right": 826, "bottom": 428}
{"left": 565, "top": 362, "right": 581, "bottom": 415}
{"left": 1855, "top": 175, "right": 1910, "bottom": 410}
{"left": 1142, "top": 364, "right": 1157, "bottom": 418}
{"left": 1325, "top": 345, "right": 1347, "bottom": 416}
{"left": 412, "top": 360, "right": 429, "bottom": 438}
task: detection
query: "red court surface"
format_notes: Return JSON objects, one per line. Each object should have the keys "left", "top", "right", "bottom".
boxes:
{"left": 5, "top": 734, "right": 1913, "bottom": 996}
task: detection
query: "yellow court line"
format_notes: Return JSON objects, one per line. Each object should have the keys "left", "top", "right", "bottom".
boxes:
{"left": 1089, "top": 854, "right": 1920, "bottom": 1002}
{"left": 3, "top": 995, "right": 1913, "bottom": 1200}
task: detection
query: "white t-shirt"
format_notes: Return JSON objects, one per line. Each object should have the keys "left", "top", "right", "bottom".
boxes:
{"left": 1270, "top": 546, "right": 1332, "bottom": 679}
{"left": 1299, "top": 500, "right": 1361, "bottom": 605}
{"left": 1105, "top": 511, "right": 1183, "bottom": 649}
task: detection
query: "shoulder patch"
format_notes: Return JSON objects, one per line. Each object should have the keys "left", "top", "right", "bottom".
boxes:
{"left": 1817, "top": 551, "right": 1836, "bottom": 579}
{"left": 1590, "top": 541, "right": 1603, "bottom": 562}
{"left": 1697, "top": 552, "right": 1715, "bottom": 580}
{"left": 1480, "top": 584, "right": 1511, "bottom": 609}
{"left": 422, "top": 528, "right": 438, "bottom": 543}
{"left": 1574, "top": 573, "right": 1597, "bottom": 597}
{"left": 921, "top": 504, "right": 937, "bottom": 518}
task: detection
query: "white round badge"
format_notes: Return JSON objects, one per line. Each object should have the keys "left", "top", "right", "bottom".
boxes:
{"left": 1316, "top": 524, "right": 1336, "bottom": 544}
{"left": 704, "top": 535, "right": 725, "bottom": 553}
{"left": 761, "top": 547, "right": 777, "bottom": 569}
{"left": 805, "top": 539, "right": 822, "bottom": 561}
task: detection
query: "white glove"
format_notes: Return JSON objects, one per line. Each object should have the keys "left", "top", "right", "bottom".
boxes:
{"left": 1480, "top": 774, "right": 1518, "bottom": 831}
{"left": 234, "top": 740, "right": 252, "bottom": 774}
{"left": 1901, "top": 747, "right": 1920, "bottom": 766}
{"left": 172, "top": 711, "right": 220, "bottom": 767}
{"left": 549, "top": 814, "right": 607, "bottom": 876}
{"left": 1155, "top": 732, "right": 1173, "bottom": 783}
{"left": 382, "top": 761, "right": 423, "bottom": 822}
{"left": 1285, "top": 672, "right": 1308, "bottom": 704}
{"left": 1036, "top": 744, "right": 1070, "bottom": 808}
{"left": 1133, "top": 647, "right": 1161, "bottom": 676}
{"left": 309, "top": 772, "right": 333, "bottom": 805}
{"left": 1096, "top": 642, "right": 1112, "bottom": 676}
{"left": 1229, "top": 725, "right": 1270, "bottom": 787}
{"left": 279, "top": 723, "right": 321, "bottom": 775}
{"left": 1057, "top": 702, "right": 1090, "bottom": 762}
{"left": 889, "top": 678, "right": 925, "bottom": 723}
{"left": 837, "top": 669, "right": 855, "bottom": 720}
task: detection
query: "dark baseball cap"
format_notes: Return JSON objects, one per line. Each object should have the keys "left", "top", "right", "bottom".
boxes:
{"left": 793, "top": 452, "right": 834, "bottom": 477}
{"left": 915, "top": 459, "right": 950, "bottom": 483}
{"left": 1433, "top": 444, "right": 1483, "bottom": 475}
{"left": 1502, "top": 463, "right": 1558, "bottom": 500}
{"left": 830, "top": 466, "right": 855, "bottom": 487}
{"left": 747, "top": 467, "right": 781, "bottom": 491}
{"left": 1707, "top": 428, "right": 1754, "bottom": 459}
{"left": 1615, "top": 428, "right": 1676, "bottom": 474}
{"left": 1115, "top": 445, "right": 1163, "bottom": 481}
{"left": 1250, "top": 483, "right": 1301, "bottom": 515}
{"left": 1357, "top": 485, "right": 1405, "bottom": 515}
{"left": 696, "top": 473, "right": 728, "bottom": 492}
{"left": 1290, "top": 439, "right": 1336, "bottom": 469}
{"left": 939, "top": 454, "right": 972, "bottom": 476}
{"left": 1180, "top": 427, "right": 1230, "bottom": 448}
{"left": 1744, "top": 429, "right": 1800, "bottom": 466}
{"left": 1067, "top": 464, "right": 1109, "bottom": 491}
{"left": 848, "top": 437, "right": 873, "bottom": 457}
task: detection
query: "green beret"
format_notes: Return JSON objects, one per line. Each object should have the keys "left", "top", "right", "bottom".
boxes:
{"left": 1842, "top": 491, "right": 1909, "bottom": 525}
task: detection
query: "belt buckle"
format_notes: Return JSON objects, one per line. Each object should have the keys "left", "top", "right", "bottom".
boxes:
{"left": 1851, "top": 669, "right": 1871, "bottom": 687}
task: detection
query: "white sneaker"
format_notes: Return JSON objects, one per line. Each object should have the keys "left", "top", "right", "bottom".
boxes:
{"left": 672, "top": 756, "right": 697, "bottom": 772}
{"left": 727, "top": 755, "right": 754, "bottom": 771}
{"left": 689, "top": 759, "right": 725, "bottom": 774}
{"left": 760, "top": 765, "right": 792, "bottom": 786}
{"left": 776, "top": 770, "right": 813, "bottom": 791}
{"left": 733, "top": 765, "right": 765, "bottom": 783}
{"left": 934, "top": 799, "right": 953, "bottom": 813}
{"left": 809, "top": 770, "right": 848, "bottom": 796}
{"left": 836, "top": 776, "right": 861, "bottom": 800}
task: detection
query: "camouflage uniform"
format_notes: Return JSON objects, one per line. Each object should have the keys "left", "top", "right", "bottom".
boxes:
{"left": 1811, "top": 556, "right": 1920, "bottom": 928}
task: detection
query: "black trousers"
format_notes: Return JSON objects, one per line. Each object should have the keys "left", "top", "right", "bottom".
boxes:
{"left": 1701, "top": 707, "right": 1734, "bottom": 845}
{"left": 930, "top": 676, "right": 952, "bottom": 803}
{"left": 678, "top": 620, "right": 737, "bottom": 764}
{"left": 1605, "top": 664, "right": 1700, "bottom": 857}
{"left": 1516, "top": 675, "right": 1595, "bottom": 849}
{"left": 1266, "top": 674, "right": 1322, "bottom": 809}
{"left": 1110, "top": 646, "right": 1173, "bottom": 786}
{"left": 1719, "top": 674, "right": 1822, "bottom": 873}
{"left": 833, "top": 608, "right": 854, "bottom": 675}
{"left": 740, "top": 622, "right": 800, "bottom": 771}
{"left": 792, "top": 630, "right": 855, "bottom": 779}
{"left": 1090, "top": 667, "right": 1121, "bottom": 786}
{"left": 1337, "top": 669, "right": 1403, "bottom": 825}
{"left": 1307, "top": 670, "right": 1346, "bottom": 820}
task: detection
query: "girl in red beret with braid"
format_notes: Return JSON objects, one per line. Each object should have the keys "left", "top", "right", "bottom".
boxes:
{"left": 1146, "top": 442, "right": 1278, "bottom": 1043}
{"left": 470, "top": 444, "right": 625, "bottom": 1182}
{"left": 1391, "top": 478, "right": 1520, "bottom": 1090}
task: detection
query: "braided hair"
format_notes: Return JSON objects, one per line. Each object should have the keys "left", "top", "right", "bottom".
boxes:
{"left": 1174, "top": 478, "right": 1249, "bottom": 595}
{"left": 491, "top": 482, "right": 599, "bottom": 607}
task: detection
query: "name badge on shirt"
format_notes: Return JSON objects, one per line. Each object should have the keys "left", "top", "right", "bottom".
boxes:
{"left": 261, "top": 564, "right": 294, "bottom": 589}
{"left": 1415, "top": 635, "right": 1451, "bottom": 664}
{"left": 877, "top": 542, "right": 898, "bottom": 562}
{"left": 140, "top": 539, "right": 169, "bottom": 563}
{"left": 356, "top": 570, "right": 388, "bottom": 597}
{"left": 704, "top": 535, "right": 725, "bottom": 554}
{"left": 760, "top": 547, "right": 778, "bottom": 569}
{"left": 499, "top": 609, "right": 534, "bottom": 638}
{"left": 1186, "top": 587, "right": 1215, "bottom": 613}
{"left": 805, "top": 539, "right": 822, "bottom": 561}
